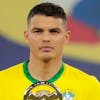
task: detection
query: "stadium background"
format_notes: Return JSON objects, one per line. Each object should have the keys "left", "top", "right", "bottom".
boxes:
{"left": 0, "top": 0, "right": 100, "bottom": 80}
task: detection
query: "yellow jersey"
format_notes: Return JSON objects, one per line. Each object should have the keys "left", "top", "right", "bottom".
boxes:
{"left": 0, "top": 60, "right": 100, "bottom": 100}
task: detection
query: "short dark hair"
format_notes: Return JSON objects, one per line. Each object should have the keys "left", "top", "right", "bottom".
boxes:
{"left": 27, "top": 2, "right": 66, "bottom": 24}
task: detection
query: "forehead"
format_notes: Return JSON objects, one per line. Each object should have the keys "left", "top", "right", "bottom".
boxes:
{"left": 28, "top": 15, "right": 66, "bottom": 29}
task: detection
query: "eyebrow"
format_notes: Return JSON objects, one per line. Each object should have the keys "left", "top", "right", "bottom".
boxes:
{"left": 49, "top": 28, "right": 61, "bottom": 31}
{"left": 31, "top": 27, "right": 43, "bottom": 31}
{"left": 31, "top": 27, "right": 61, "bottom": 31}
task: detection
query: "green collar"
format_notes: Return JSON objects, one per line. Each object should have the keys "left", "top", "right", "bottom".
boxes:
{"left": 23, "top": 60, "right": 64, "bottom": 83}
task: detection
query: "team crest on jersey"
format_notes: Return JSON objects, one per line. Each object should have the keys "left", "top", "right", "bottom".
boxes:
{"left": 62, "top": 91, "right": 75, "bottom": 100}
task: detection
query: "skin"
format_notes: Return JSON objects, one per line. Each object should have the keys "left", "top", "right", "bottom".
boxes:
{"left": 24, "top": 14, "right": 70, "bottom": 81}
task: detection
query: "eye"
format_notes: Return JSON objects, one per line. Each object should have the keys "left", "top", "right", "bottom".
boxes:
{"left": 49, "top": 29, "right": 61, "bottom": 34}
{"left": 31, "top": 28, "right": 43, "bottom": 34}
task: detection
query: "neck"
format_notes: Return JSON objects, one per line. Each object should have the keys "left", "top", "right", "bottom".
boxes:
{"left": 28, "top": 55, "right": 63, "bottom": 81}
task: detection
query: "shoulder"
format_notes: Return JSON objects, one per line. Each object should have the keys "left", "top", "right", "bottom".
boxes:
{"left": 63, "top": 63, "right": 90, "bottom": 77}
{"left": 63, "top": 63, "right": 100, "bottom": 84}
{"left": 0, "top": 62, "right": 23, "bottom": 78}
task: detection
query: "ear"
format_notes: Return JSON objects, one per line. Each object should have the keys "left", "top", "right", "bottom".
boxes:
{"left": 65, "top": 30, "right": 71, "bottom": 44}
{"left": 24, "top": 30, "right": 29, "bottom": 43}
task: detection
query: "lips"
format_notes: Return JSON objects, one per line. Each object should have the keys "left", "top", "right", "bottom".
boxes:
{"left": 39, "top": 46, "right": 54, "bottom": 52}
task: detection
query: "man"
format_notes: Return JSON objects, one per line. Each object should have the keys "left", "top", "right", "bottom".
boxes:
{"left": 0, "top": 2, "right": 100, "bottom": 100}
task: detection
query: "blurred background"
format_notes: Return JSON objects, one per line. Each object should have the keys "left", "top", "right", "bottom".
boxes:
{"left": 0, "top": 0, "right": 100, "bottom": 80}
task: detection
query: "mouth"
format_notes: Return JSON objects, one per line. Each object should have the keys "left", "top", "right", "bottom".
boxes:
{"left": 39, "top": 46, "right": 54, "bottom": 52}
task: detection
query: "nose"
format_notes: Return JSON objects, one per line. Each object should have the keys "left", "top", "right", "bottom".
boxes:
{"left": 42, "top": 32, "right": 51, "bottom": 42}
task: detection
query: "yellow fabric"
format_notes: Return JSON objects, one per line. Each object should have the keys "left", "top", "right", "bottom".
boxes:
{"left": 0, "top": 62, "right": 100, "bottom": 100}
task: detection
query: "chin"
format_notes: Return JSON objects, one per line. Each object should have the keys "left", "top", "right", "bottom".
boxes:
{"left": 39, "top": 52, "right": 56, "bottom": 62}
{"left": 40, "top": 56, "right": 53, "bottom": 62}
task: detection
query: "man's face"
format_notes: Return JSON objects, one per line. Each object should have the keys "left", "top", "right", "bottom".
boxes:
{"left": 24, "top": 15, "right": 70, "bottom": 61}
